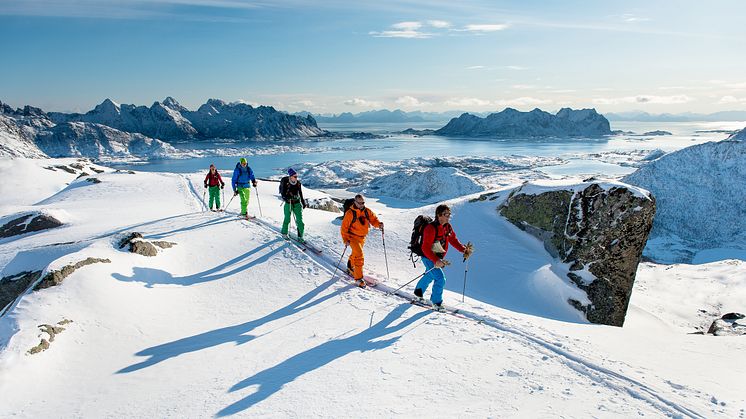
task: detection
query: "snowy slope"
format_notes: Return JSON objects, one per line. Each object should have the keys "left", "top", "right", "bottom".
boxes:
{"left": 0, "top": 161, "right": 744, "bottom": 418}
{"left": 0, "top": 115, "right": 47, "bottom": 158}
{"left": 623, "top": 139, "right": 746, "bottom": 262}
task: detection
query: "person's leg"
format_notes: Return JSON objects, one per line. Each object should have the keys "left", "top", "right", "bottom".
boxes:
{"left": 429, "top": 266, "right": 447, "bottom": 305}
{"left": 214, "top": 186, "right": 221, "bottom": 208}
{"left": 415, "top": 257, "right": 436, "bottom": 295}
{"left": 209, "top": 186, "right": 218, "bottom": 209}
{"left": 349, "top": 237, "right": 365, "bottom": 279}
{"left": 281, "top": 203, "right": 291, "bottom": 235}
{"left": 239, "top": 187, "right": 250, "bottom": 215}
{"left": 293, "top": 203, "right": 305, "bottom": 238}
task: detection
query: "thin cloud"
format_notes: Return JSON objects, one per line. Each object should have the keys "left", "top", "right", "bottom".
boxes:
{"left": 392, "top": 21, "right": 422, "bottom": 30}
{"left": 460, "top": 23, "right": 510, "bottom": 32}
{"left": 444, "top": 97, "right": 492, "bottom": 107}
{"left": 593, "top": 95, "right": 693, "bottom": 105}
{"left": 395, "top": 96, "right": 429, "bottom": 107}
{"left": 512, "top": 84, "right": 536, "bottom": 90}
{"left": 495, "top": 97, "right": 552, "bottom": 107}
{"left": 620, "top": 14, "right": 651, "bottom": 23}
{"left": 370, "top": 21, "right": 433, "bottom": 38}
{"left": 718, "top": 96, "right": 746, "bottom": 104}
{"left": 466, "top": 65, "right": 485, "bottom": 70}
{"left": 344, "top": 98, "right": 382, "bottom": 107}
{"left": 428, "top": 20, "right": 452, "bottom": 28}
{"left": 505, "top": 65, "right": 527, "bottom": 70}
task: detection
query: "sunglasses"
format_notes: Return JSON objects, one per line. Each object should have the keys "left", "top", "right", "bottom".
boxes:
{"left": 355, "top": 200, "right": 365, "bottom": 206}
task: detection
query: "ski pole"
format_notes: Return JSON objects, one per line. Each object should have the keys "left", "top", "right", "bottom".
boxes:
{"left": 225, "top": 192, "right": 236, "bottom": 210}
{"left": 462, "top": 258, "right": 469, "bottom": 303}
{"left": 387, "top": 267, "right": 437, "bottom": 296}
{"left": 331, "top": 244, "right": 349, "bottom": 282}
{"left": 254, "top": 184, "right": 263, "bottom": 217}
{"left": 202, "top": 186, "right": 207, "bottom": 210}
{"left": 381, "top": 228, "right": 390, "bottom": 282}
{"left": 221, "top": 188, "right": 225, "bottom": 211}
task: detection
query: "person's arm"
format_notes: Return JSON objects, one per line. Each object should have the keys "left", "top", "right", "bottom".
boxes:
{"left": 231, "top": 167, "right": 239, "bottom": 192}
{"left": 217, "top": 172, "right": 224, "bottom": 187}
{"left": 447, "top": 227, "right": 466, "bottom": 253}
{"left": 249, "top": 167, "right": 257, "bottom": 186}
{"left": 368, "top": 209, "right": 382, "bottom": 229}
{"left": 421, "top": 224, "right": 440, "bottom": 263}
{"left": 299, "top": 182, "right": 307, "bottom": 208}
{"left": 204, "top": 172, "right": 210, "bottom": 186}
{"left": 340, "top": 211, "right": 353, "bottom": 243}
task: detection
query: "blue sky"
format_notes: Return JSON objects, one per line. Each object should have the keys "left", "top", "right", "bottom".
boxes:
{"left": 1, "top": 0, "right": 745, "bottom": 114}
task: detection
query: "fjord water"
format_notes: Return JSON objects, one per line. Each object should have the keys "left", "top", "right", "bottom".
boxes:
{"left": 109, "top": 121, "right": 743, "bottom": 178}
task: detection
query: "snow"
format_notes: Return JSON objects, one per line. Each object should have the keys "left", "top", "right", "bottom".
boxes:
{"left": 0, "top": 158, "right": 744, "bottom": 418}
{"left": 513, "top": 177, "right": 653, "bottom": 200}
{"left": 359, "top": 167, "right": 484, "bottom": 203}
{"left": 623, "top": 139, "right": 746, "bottom": 263}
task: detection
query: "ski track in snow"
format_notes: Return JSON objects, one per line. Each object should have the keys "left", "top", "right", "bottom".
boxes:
{"left": 178, "top": 175, "right": 707, "bottom": 419}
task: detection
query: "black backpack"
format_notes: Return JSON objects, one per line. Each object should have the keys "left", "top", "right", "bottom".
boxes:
{"left": 343, "top": 198, "right": 370, "bottom": 225}
{"left": 408, "top": 215, "right": 434, "bottom": 258}
{"left": 279, "top": 176, "right": 288, "bottom": 196}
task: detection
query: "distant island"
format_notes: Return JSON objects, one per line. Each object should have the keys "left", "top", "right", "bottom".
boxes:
{"left": 432, "top": 108, "right": 612, "bottom": 137}
{"left": 299, "top": 109, "right": 470, "bottom": 124}
{"left": 606, "top": 110, "right": 746, "bottom": 122}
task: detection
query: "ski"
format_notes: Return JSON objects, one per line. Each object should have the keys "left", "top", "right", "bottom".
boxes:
{"left": 288, "top": 235, "right": 322, "bottom": 254}
{"left": 408, "top": 297, "right": 469, "bottom": 318}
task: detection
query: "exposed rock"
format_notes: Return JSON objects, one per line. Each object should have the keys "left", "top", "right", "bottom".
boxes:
{"left": 27, "top": 319, "right": 72, "bottom": 355}
{"left": 500, "top": 181, "right": 656, "bottom": 326}
{"left": 642, "top": 130, "right": 672, "bottom": 136}
{"left": 35, "top": 258, "right": 111, "bottom": 290}
{"left": 89, "top": 166, "right": 105, "bottom": 174}
{"left": 707, "top": 313, "right": 746, "bottom": 336}
{"left": 0, "top": 271, "right": 42, "bottom": 315}
{"left": 0, "top": 213, "right": 64, "bottom": 238}
{"left": 435, "top": 108, "right": 612, "bottom": 138}
{"left": 54, "top": 164, "right": 77, "bottom": 174}
{"left": 86, "top": 178, "right": 101, "bottom": 184}
{"left": 118, "top": 232, "right": 175, "bottom": 256}
{"left": 152, "top": 241, "right": 177, "bottom": 249}
{"left": 306, "top": 197, "right": 341, "bottom": 213}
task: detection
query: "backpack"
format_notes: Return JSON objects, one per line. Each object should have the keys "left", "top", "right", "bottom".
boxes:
{"left": 279, "top": 176, "right": 288, "bottom": 197}
{"left": 343, "top": 198, "right": 369, "bottom": 226}
{"left": 408, "top": 215, "right": 434, "bottom": 258}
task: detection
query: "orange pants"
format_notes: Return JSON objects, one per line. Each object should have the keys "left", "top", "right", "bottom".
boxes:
{"left": 348, "top": 237, "right": 366, "bottom": 280}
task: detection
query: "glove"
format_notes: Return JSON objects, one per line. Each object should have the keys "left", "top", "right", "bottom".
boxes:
{"left": 435, "top": 259, "right": 449, "bottom": 269}
{"left": 252, "top": 181, "right": 258, "bottom": 187}
{"left": 379, "top": 222, "right": 384, "bottom": 232}
{"left": 233, "top": 191, "right": 238, "bottom": 196}
{"left": 302, "top": 199, "right": 308, "bottom": 209}
{"left": 203, "top": 183, "right": 208, "bottom": 188}
{"left": 463, "top": 242, "right": 474, "bottom": 260}
{"left": 221, "top": 184, "right": 224, "bottom": 189}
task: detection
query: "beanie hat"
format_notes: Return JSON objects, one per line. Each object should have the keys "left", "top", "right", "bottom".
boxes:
{"left": 288, "top": 168, "right": 297, "bottom": 177}
{"left": 240, "top": 158, "right": 247, "bottom": 164}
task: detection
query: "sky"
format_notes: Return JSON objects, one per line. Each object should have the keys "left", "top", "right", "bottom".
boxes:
{"left": 1, "top": 0, "right": 745, "bottom": 115}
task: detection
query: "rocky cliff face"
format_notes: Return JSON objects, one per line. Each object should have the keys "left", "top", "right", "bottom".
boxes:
{"left": 435, "top": 107, "right": 612, "bottom": 137}
{"left": 500, "top": 181, "right": 655, "bottom": 326}
{"left": 49, "top": 97, "right": 325, "bottom": 141}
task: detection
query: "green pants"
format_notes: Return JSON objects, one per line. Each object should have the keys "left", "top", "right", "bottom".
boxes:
{"left": 208, "top": 186, "right": 221, "bottom": 209}
{"left": 237, "top": 187, "right": 251, "bottom": 215}
{"left": 281, "top": 202, "right": 304, "bottom": 237}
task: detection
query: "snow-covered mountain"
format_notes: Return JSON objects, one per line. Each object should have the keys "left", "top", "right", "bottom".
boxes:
{"left": 360, "top": 167, "right": 485, "bottom": 203}
{"left": 35, "top": 122, "right": 176, "bottom": 160}
{"left": 50, "top": 97, "right": 325, "bottom": 141}
{"left": 623, "top": 138, "right": 746, "bottom": 262}
{"left": 0, "top": 101, "right": 176, "bottom": 160}
{"left": 0, "top": 158, "right": 744, "bottom": 417}
{"left": 435, "top": 107, "right": 612, "bottom": 137}
{"left": 728, "top": 126, "right": 746, "bottom": 141}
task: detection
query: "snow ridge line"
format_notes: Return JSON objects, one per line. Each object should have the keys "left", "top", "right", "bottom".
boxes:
{"left": 240, "top": 216, "right": 705, "bottom": 419}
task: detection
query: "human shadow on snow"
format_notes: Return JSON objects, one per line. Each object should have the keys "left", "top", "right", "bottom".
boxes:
{"left": 216, "top": 304, "right": 429, "bottom": 417}
{"left": 117, "top": 277, "right": 347, "bottom": 374}
{"left": 111, "top": 238, "right": 286, "bottom": 287}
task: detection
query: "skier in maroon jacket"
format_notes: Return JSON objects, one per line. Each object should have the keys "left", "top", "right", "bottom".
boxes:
{"left": 203, "top": 164, "right": 225, "bottom": 211}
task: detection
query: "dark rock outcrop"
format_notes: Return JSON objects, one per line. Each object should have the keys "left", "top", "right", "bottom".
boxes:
{"left": 707, "top": 313, "right": 746, "bottom": 336}
{"left": 1, "top": 271, "right": 43, "bottom": 314}
{"left": 27, "top": 319, "right": 73, "bottom": 355}
{"left": 435, "top": 107, "right": 612, "bottom": 138}
{"left": 117, "top": 232, "right": 176, "bottom": 256}
{"left": 500, "top": 181, "right": 656, "bottom": 326}
{"left": 0, "top": 213, "right": 63, "bottom": 238}
{"left": 35, "top": 258, "right": 111, "bottom": 290}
